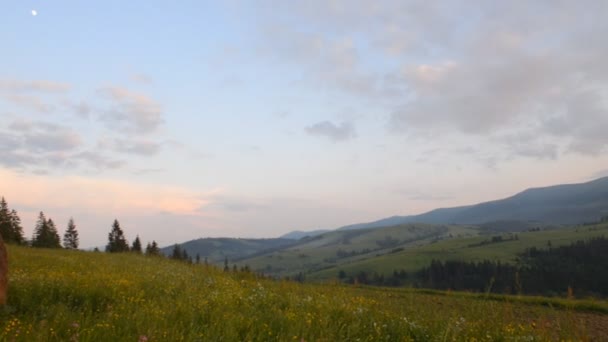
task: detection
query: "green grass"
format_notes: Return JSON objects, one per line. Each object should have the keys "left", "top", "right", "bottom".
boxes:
{"left": 309, "top": 223, "right": 608, "bottom": 280}
{"left": 237, "top": 224, "right": 478, "bottom": 277}
{"left": 2, "top": 245, "right": 607, "bottom": 341}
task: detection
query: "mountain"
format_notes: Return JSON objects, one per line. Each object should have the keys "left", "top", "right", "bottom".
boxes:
{"left": 161, "top": 237, "right": 296, "bottom": 263}
{"left": 280, "top": 229, "right": 330, "bottom": 240}
{"left": 337, "top": 176, "right": 608, "bottom": 231}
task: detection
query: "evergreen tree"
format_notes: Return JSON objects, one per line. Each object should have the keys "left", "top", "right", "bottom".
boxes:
{"left": 0, "top": 197, "right": 10, "bottom": 241}
{"left": 32, "top": 212, "right": 61, "bottom": 248}
{"left": 195, "top": 253, "right": 200, "bottom": 264}
{"left": 9, "top": 209, "right": 24, "bottom": 245}
{"left": 106, "top": 219, "right": 129, "bottom": 252}
{"left": 0, "top": 197, "right": 24, "bottom": 244}
{"left": 63, "top": 218, "right": 79, "bottom": 249}
{"left": 171, "top": 244, "right": 183, "bottom": 260}
{"left": 46, "top": 219, "right": 62, "bottom": 248}
{"left": 131, "top": 235, "right": 142, "bottom": 253}
{"left": 145, "top": 240, "right": 161, "bottom": 256}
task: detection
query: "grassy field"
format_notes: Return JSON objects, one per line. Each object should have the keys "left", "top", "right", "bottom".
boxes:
{"left": 309, "top": 223, "right": 608, "bottom": 281}
{"left": 236, "top": 224, "right": 478, "bottom": 277}
{"left": 2, "top": 245, "right": 608, "bottom": 341}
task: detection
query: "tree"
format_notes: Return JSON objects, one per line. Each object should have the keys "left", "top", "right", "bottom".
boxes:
{"left": 46, "top": 219, "right": 62, "bottom": 248}
{"left": 106, "top": 219, "right": 129, "bottom": 252}
{"left": 63, "top": 218, "right": 79, "bottom": 249}
{"left": 171, "top": 244, "right": 191, "bottom": 262}
{"left": 145, "top": 241, "right": 161, "bottom": 256}
{"left": 9, "top": 209, "right": 24, "bottom": 245}
{"left": 32, "top": 212, "right": 61, "bottom": 248}
{"left": 131, "top": 235, "right": 142, "bottom": 254}
{"left": 0, "top": 197, "right": 24, "bottom": 244}
{"left": 171, "top": 244, "right": 183, "bottom": 260}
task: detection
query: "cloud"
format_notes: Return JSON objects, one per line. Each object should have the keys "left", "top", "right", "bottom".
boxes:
{"left": 98, "top": 86, "right": 164, "bottom": 134}
{"left": 130, "top": 73, "right": 154, "bottom": 85}
{"left": 0, "top": 79, "right": 71, "bottom": 113}
{"left": 209, "top": 196, "right": 267, "bottom": 213}
{"left": 0, "top": 169, "right": 221, "bottom": 247}
{"left": 2, "top": 94, "right": 55, "bottom": 113}
{"left": 72, "top": 151, "right": 126, "bottom": 170}
{"left": 305, "top": 120, "right": 356, "bottom": 142}
{"left": 102, "top": 138, "right": 162, "bottom": 156}
{"left": 0, "top": 79, "right": 71, "bottom": 93}
{"left": 21, "top": 123, "right": 81, "bottom": 153}
{"left": 255, "top": 1, "right": 608, "bottom": 159}
{"left": 0, "top": 119, "right": 127, "bottom": 172}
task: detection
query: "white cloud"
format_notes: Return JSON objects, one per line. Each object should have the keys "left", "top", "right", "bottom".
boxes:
{"left": 255, "top": 1, "right": 608, "bottom": 159}
{"left": 305, "top": 121, "right": 356, "bottom": 142}
{"left": 0, "top": 79, "right": 71, "bottom": 93}
{"left": 98, "top": 86, "right": 164, "bottom": 134}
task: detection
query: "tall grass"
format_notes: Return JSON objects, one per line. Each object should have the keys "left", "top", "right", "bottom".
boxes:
{"left": 1, "top": 245, "right": 603, "bottom": 341}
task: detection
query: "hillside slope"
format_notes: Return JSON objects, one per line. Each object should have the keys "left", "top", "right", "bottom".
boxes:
{"left": 161, "top": 237, "right": 296, "bottom": 262}
{"left": 337, "top": 176, "right": 608, "bottom": 231}
{"left": 4, "top": 245, "right": 606, "bottom": 340}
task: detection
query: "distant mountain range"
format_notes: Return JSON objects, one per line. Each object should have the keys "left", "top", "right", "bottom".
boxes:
{"left": 282, "top": 176, "right": 608, "bottom": 238}
{"left": 166, "top": 177, "right": 608, "bottom": 263}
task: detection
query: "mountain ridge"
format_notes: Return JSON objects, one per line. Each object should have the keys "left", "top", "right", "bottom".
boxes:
{"left": 282, "top": 176, "right": 608, "bottom": 237}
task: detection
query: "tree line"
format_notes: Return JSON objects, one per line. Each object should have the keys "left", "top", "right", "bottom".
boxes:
{"left": 339, "top": 236, "right": 608, "bottom": 297}
{"left": 0, "top": 196, "right": 165, "bottom": 256}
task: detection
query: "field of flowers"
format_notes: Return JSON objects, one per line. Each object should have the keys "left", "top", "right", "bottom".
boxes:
{"left": 1, "top": 245, "right": 607, "bottom": 341}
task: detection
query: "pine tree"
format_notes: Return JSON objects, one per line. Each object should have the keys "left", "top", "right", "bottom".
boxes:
{"left": 46, "top": 219, "right": 62, "bottom": 248}
{"left": 9, "top": 209, "right": 24, "bottom": 244}
{"left": 32, "top": 212, "right": 45, "bottom": 247}
{"left": 106, "top": 219, "right": 129, "bottom": 252}
{"left": 131, "top": 235, "right": 142, "bottom": 253}
{"left": 0, "top": 198, "right": 9, "bottom": 242}
{"left": 32, "top": 212, "right": 61, "bottom": 248}
{"left": 63, "top": 218, "right": 79, "bottom": 249}
{"left": 145, "top": 240, "right": 160, "bottom": 256}
{"left": 0, "top": 197, "right": 24, "bottom": 244}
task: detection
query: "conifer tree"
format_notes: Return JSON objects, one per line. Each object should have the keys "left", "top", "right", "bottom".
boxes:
{"left": 63, "top": 218, "right": 79, "bottom": 249}
{"left": 31, "top": 211, "right": 48, "bottom": 248}
{"left": 0, "top": 197, "right": 24, "bottom": 244}
{"left": 46, "top": 219, "right": 62, "bottom": 248}
{"left": 9, "top": 209, "right": 24, "bottom": 244}
{"left": 32, "top": 212, "right": 61, "bottom": 248}
{"left": 145, "top": 240, "right": 161, "bottom": 256}
{"left": 106, "top": 219, "right": 129, "bottom": 252}
{"left": 131, "top": 235, "right": 142, "bottom": 253}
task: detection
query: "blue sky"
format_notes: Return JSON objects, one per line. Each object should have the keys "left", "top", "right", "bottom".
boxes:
{"left": 1, "top": 1, "right": 607, "bottom": 248}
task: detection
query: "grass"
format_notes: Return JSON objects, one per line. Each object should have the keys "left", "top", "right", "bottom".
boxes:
{"left": 237, "top": 224, "right": 478, "bottom": 277}
{"left": 2, "top": 245, "right": 607, "bottom": 341}
{"left": 309, "top": 223, "right": 608, "bottom": 280}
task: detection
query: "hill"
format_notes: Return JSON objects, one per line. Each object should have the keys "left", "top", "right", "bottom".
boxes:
{"left": 3, "top": 245, "right": 607, "bottom": 340}
{"left": 336, "top": 176, "right": 608, "bottom": 231}
{"left": 160, "top": 237, "right": 296, "bottom": 263}
{"left": 236, "top": 223, "right": 478, "bottom": 277}
{"left": 279, "top": 229, "right": 330, "bottom": 240}
{"left": 308, "top": 221, "right": 608, "bottom": 282}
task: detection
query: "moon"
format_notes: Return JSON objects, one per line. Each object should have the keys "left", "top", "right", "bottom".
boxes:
{"left": 31, "top": 10, "right": 37, "bottom": 16}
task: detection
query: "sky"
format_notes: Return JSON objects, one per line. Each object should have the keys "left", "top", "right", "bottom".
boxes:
{"left": 1, "top": 1, "right": 608, "bottom": 248}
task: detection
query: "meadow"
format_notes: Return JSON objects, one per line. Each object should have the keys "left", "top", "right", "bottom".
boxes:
{"left": 309, "top": 223, "right": 608, "bottom": 281}
{"left": 2, "top": 245, "right": 608, "bottom": 341}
